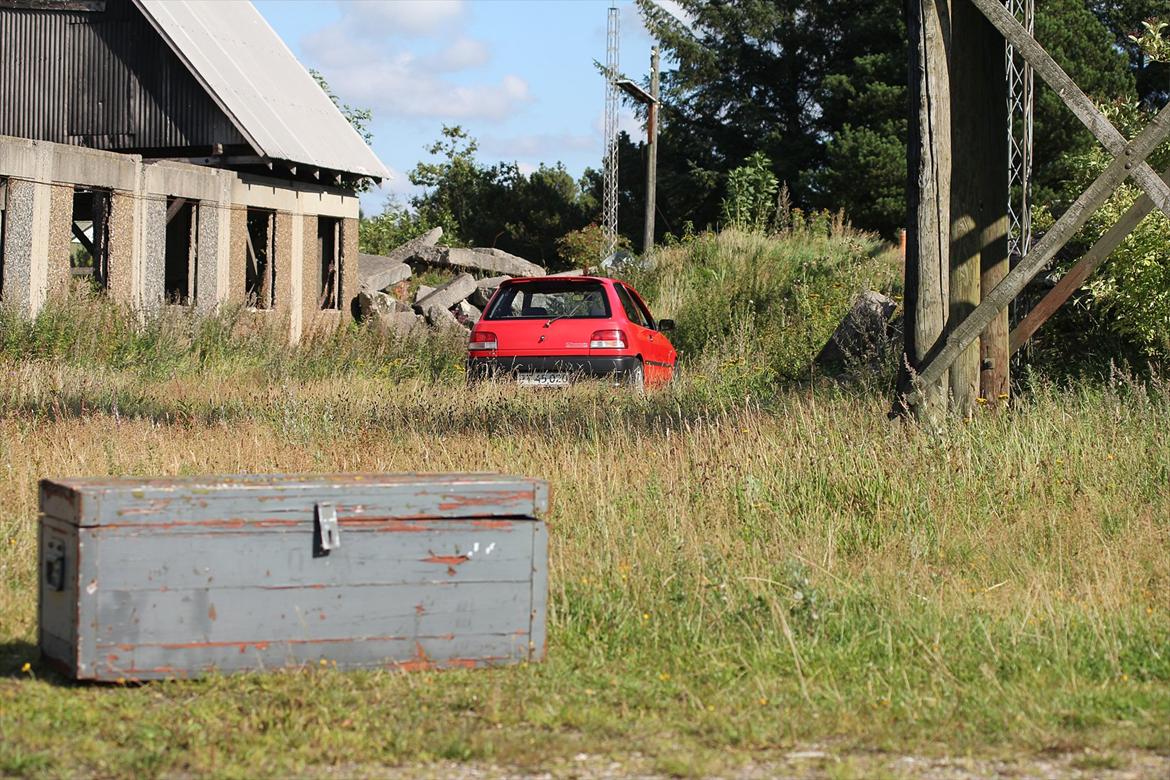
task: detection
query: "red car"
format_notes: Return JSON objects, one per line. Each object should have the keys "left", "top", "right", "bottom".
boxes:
{"left": 467, "top": 276, "right": 677, "bottom": 388}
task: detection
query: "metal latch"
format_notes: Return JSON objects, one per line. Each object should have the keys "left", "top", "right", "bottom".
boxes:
{"left": 314, "top": 502, "right": 341, "bottom": 557}
{"left": 44, "top": 538, "right": 66, "bottom": 591}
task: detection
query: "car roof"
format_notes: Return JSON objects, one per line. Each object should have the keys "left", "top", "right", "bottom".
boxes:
{"left": 504, "top": 275, "right": 611, "bottom": 283}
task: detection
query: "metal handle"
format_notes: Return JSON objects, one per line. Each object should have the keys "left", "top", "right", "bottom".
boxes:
{"left": 314, "top": 503, "right": 340, "bottom": 557}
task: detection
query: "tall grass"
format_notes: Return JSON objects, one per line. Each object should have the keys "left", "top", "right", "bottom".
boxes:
{"left": 0, "top": 230, "right": 1167, "bottom": 778}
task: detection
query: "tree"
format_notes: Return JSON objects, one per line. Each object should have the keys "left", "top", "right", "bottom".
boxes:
{"left": 399, "top": 125, "right": 592, "bottom": 268}
{"left": 636, "top": 0, "right": 1139, "bottom": 237}
{"left": 310, "top": 69, "right": 375, "bottom": 193}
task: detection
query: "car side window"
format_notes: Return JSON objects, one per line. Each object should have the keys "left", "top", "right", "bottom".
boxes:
{"left": 626, "top": 287, "right": 656, "bottom": 330}
{"left": 615, "top": 285, "right": 647, "bottom": 327}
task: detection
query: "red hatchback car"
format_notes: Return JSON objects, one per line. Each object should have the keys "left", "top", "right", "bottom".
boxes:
{"left": 467, "top": 276, "right": 677, "bottom": 388}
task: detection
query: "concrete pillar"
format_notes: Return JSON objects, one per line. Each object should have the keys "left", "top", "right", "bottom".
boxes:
{"left": 300, "top": 213, "right": 318, "bottom": 331}
{"left": 195, "top": 201, "right": 219, "bottom": 314}
{"left": 46, "top": 185, "right": 73, "bottom": 298}
{"left": 107, "top": 192, "right": 136, "bottom": 307}
{"left": 0, "top": 142, "right": 61, "bottom": 316}
{"left": 341, "top": 216, "right": 358, "bottom": 320}
{"left": 289, "top": 212, "right": 304, "bottom": 343}
{"left": 141, "top": 195, "right": 166, "bottom": 313}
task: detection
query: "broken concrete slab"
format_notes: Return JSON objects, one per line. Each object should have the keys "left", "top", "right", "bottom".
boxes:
{"left": 361, "top": 227, "right": 443, "bottom": 272}
{"left": 414, "top": 285, "right": 435, "bottom": 304}
{"left": 447, "top": 247, "right": 545, "bottom": 277}
{"left": 470, "top": 275, "right": 509, "bottom": 307}
{"left": 815, "top": 290, "right": 900, "bottom": 376}
{"left": 423, "top": 303, "right": 466, "bottom": 331}
{"left": 454, "top": 299, "right": 481, "bottom": 326}
{"left": 414, "top": 272, "right": 476, "bottom": 312}
{"left": 356, "top": 289, "right": 410, "bottom": 321}
{"left": 405, "top": 245, "right": 545, "bottom": 277}
{"left": 377, "top": 310, "right": 428, "bottom": 338}
{"left": 360, "top": 262, "right": 411, "bottom": 293}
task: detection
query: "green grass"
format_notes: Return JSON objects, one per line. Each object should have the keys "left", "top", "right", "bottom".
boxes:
{"left": 0, "top": 229, "right": 1167, "bottom": 778}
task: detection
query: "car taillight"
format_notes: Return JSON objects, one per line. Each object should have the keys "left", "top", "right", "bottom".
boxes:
{"left": 589, "top": 329, "right": 627, "bottom": 349}
{"left": 468, "top": 331, "right": 498, "bottom": 351}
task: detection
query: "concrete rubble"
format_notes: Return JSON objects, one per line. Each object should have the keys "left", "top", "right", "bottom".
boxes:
{"left": 414, "top": 273, "right": 477, "bottom": 312}
{"left": 815, "top": 290, "right": 901, "bottom": 377}
{"left": 354, "top": 231, "right": 575, "bottom": 336}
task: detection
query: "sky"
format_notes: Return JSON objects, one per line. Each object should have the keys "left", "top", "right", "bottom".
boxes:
{"left": 252, "top": 0, "right": 679, "bottom": 216}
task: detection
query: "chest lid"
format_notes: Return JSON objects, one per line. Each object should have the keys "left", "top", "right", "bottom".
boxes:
{"left": 40, "top": 473, "right": 550, "bottom": 529}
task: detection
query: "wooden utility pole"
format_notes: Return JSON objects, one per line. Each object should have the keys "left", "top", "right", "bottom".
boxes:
{"left": 904, "top": 0, "right": 951, "bottom": 424}
{"left": 643, "top": 47, "right": 660, "bottom": 257}
{"left": 949, "top": 0, "right": 1009, "bottom": 414}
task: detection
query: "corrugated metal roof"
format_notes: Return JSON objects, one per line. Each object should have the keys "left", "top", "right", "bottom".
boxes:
{"left": 133, "top": 0, "right": 390, "bottom": 180}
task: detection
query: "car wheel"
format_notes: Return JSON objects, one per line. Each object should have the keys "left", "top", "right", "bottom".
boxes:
{"left": 627, "top": 360, "right": 645, "bottom": 392}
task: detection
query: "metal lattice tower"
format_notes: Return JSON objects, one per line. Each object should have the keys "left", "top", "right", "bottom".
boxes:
{"left": 1005, "top": 0, "right": 1035, "bottom": 259}
{"left": 602, "top": 6, "right": 620, "bottom": 262}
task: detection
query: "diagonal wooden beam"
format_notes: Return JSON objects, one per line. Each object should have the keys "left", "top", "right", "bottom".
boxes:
{"left": 71, "top": 223, "right": 95, "bottom": 257}
{"left": 1010, "top": 163, "right": 1170, "bottom": 353}
{"left": 970, "top": 0, "right": 1170, "bottom": 219}
{"left": 906, "top": 99, "right": 1170, "bottom": 403}
{"left": 165, "top": 197, "right": 188, "bottom": 224}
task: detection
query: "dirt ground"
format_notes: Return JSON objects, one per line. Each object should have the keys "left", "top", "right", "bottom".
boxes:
{"left": 311, "top": 749, "right": 1170, "bottom": 780}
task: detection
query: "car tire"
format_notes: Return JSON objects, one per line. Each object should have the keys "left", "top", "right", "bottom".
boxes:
{"left": 627, "top": 360, "right": 645, "bottom": 392}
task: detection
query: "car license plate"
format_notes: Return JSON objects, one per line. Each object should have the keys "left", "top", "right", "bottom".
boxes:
{"left": 517, "top": 372, "right": 571, "bottom": 387}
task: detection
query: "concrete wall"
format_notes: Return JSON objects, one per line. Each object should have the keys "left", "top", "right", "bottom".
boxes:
{"left": 0, "top": 134, "right": 361, "bottom": 342}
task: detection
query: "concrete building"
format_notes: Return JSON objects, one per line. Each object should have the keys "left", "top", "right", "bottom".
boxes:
{"left": 0, "top": 0, "right": 389, "bottom": 340}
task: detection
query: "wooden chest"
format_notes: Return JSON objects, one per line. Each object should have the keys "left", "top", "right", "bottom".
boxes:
{"left": 37, "top": 473, "right": 549, "bottom": 681}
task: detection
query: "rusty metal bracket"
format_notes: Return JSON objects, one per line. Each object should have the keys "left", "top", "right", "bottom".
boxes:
{"left": 314, "top": 502, "right": 340, "bottom": 557}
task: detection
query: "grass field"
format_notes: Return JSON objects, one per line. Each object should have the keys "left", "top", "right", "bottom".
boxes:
{"left": 1, "top": 230, "right": 1168, "bottom": 778}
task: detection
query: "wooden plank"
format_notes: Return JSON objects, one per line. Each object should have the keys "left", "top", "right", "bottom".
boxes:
{"left": 1010, "top": 164, "right": 1170, "bottom": 352}
{"left": 901, "top": 0, "right": 951, "bottom": 421}
{"left": 969, "top": 0, "right": 1170, "bottom": 219}
{"left": 41, "top": 473, "right": 550, "bottom": 527}
{"left": 94, "top": 581, "right": 530, "bottom": 645}
{"left": 908, "top": 99, "right": 1170, "bottom": 399}
{"left": 93, "top": 633, "right": 532, "bottom": 681}
{"left": 70, "top": 222, "right": 95, "bottom": 257}
{"left": 165, "top": 197, "right": 188, "bottom": 224}
{"left": 92, "top": 522, "right": 537, "bottom": 590}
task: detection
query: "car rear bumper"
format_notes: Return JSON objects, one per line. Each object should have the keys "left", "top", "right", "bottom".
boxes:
{"left": 467, "top": 354, "right": 640, "bottom": 380}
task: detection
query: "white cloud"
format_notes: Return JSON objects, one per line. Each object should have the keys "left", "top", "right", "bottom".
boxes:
{"left": 303, "top": 18, "right": 529, "bottom": 121}
{"left": 337, "top": 0, "right": 465, "bottom": 38}
{"left": 422, "top": 36, "right": 490, "bottom": 72}
{"left": 480, "top": 131, "right": 597, "bottom": 159}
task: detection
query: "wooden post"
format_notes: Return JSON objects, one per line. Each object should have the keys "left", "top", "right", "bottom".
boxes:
{"left": 902, "top": 0, "right": 951, "bottom": 423}
{"left": 643, "top": 47, "right": 659, "bottom": 258}
{"left": 1010, "top": 163, "right": 1170, "bottom": 352}
{"left": 908, "top": 99, "right": 1170, "bottom": 398}
{"left": 973, "top": 0, "right": 1010, "bottom": 404}
{"left": 948, "top": 0, "right": 1008, "bottom": 414}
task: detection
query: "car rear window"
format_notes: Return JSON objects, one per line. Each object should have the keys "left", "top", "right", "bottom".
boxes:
{"left": 484, "top": 280, "right": 611, "bottom": 320}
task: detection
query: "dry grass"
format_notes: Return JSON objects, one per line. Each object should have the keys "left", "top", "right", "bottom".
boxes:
{"left": 1, "top": 359, "right": 1168, "bottom": 778}
{"left": 0, "top": 229, "right": 1167, "bottom": 777}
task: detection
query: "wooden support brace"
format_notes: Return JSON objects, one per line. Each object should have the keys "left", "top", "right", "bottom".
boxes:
{"left": 71, "top": 223, "right": 95, "bottom": 257}
{"left": 165, "top": 197, "right": 188, "bottom": 224}
{"left": 906, "top": 99, "right": 1170, "bottom": 402}
{"left": 970, "top": 0, "right": 1170, "bottom": 219}
{"left": 1010, "top": 163, "right": 1170, "bottom": 352}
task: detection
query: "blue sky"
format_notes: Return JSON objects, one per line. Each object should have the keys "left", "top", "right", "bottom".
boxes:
{"left": 253, "top": 0, "right": 675, "bottom": 215}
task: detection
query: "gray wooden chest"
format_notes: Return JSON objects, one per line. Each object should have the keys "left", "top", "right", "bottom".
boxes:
{"left": 37, "top": 473, "right": 549, "bottom": 681}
